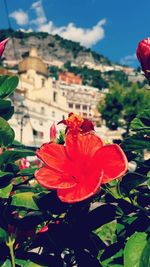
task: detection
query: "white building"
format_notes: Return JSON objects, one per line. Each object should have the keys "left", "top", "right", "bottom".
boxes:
{"left": 9, "top": 48, "right": 103, "bottom": 147}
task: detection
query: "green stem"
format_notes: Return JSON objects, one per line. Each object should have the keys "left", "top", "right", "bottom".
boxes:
{"left": 10, "top": 243, "right": 15, "bottom": 267}
{"left": 6, "top": 236, "right": 15, "bottom": 267}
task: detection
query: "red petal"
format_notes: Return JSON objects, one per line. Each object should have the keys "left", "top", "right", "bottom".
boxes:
{"left": 35, "top": 166, "right": 76, "bottom": 189}
{"left": 36, "top": 143, "right": 67, "bottom": 172}
{"left": 66, "top": 133, "right": 104, "bottom": 160}
{"left": 94, "top": 144, "right": 128, "bottom": 184}
{"left": 57, "top": 171, "right": 103, "bottom": 203}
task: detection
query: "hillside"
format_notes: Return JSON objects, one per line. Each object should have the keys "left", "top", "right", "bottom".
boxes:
{"left": 0, "top": 29, "right": 111, "bottom": 66}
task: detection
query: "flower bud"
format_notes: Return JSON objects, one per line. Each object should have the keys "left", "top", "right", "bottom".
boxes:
{"left": 50, "top": 122, "right": 57, "bottom": 141}
{"left": 0, "top": 38, "right": 9, "bottom": 58}
{"left": 81, "top": 118, "right": 94, "bottom": 133}
{"left": 20, "top": 158, "right": 30, "bottom": 170}
{"left": 136, "top": 37, "right": 150, "bottom": 82}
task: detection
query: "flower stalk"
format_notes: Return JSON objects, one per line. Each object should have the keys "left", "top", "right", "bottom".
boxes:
{"left": 6, "top": 235, "right": 16, "bottom": 267}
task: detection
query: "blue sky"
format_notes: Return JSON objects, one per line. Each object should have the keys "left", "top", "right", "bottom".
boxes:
{"left": 1, "top": 0, "right": 150, "bottom": 67}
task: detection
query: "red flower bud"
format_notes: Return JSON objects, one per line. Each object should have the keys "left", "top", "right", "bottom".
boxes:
{"left": 38, "top": 225, "right": 48, "bottom": 233}
{"left": 136, "top": 38, "right": 150, "bottom": 82}
{"left": 0, "top": 147, "right": 3, "bottom": 154}
{"left": 81, "top": 119, "right": 94, "bottom": 133}
{"left": 50, "top": 123, "right": 57, "bottom": 141}
{"left": 20, "top": 158, "right": 30, "bottom": 170}
{"left": 0, "top": 38, "right": 9, "bottom": 58}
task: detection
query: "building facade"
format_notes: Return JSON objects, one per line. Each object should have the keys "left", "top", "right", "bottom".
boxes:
{"left": 9, "top": 48, "right": 103, "bottom": 147}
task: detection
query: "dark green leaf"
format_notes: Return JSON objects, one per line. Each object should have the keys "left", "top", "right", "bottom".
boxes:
{"left": 0, "top": 117, "right": 15, "bottom": 146}
{"left": 0, "top": 171, "right": 14, "bottom": 188}
{"left": 122, "top": 134, "right": 150, "bottom": 151}
{"left": 0, "top": 227, "right": 7, "bottom": 243}
{"left": 131, "top": 108, "right": 150, "bottom": 132}
{"left": 86, "top": 204, "right": 117, "bottom": 231}
{"left": 119, "top": 172, "right": 147, "bottom": 195}
{"left": 0, "top": 99, "right": 14, "bottom": 120}
{"left": 20, "top": 167, "right": 38, "bottom": 176}
{"left": 140, "top": 241, "right": 150, "bottom": 267}
{"left": 0, "top": 75, "right": 9, "bottom": 86}
{"left": 0, "top": 149, "right": 34, "bottom": 166}
{"left": 0, "top": 76, "right": 19, "bottom": 99}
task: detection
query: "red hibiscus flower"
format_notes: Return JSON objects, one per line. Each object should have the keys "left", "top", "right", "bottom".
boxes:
{"left": 35, "top": 131, "right": 128, "bottom": 203}
{"left": 0, "top": 38, "right": 9, "bottom": 58}
{"left": 136, "top": 37, "right": 150, "bottom": 82}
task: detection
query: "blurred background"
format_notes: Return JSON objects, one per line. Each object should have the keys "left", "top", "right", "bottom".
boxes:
{"left": 0, "top": 0, "right": 150, "bottom": 148}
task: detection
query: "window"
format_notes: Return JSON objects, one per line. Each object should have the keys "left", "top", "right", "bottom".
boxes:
{"left": 83, "top": 105, "right": 87, "bottom": 110}
{"left": 41, "top": 78, "right": 45, "bottom": 87}
{"left": 68, "top": 103, "right": 73, "bottom": 108}
{"left": 41, "top": 107, "right": 45, "bottom": 114}
{"left": 33, "top": 129, "right": 43, "bottom": 138}
{"left": 83, "top": 112, "right": 87, "bottom": 118}
{"left": 52, "top": 111, "right": 55, "bottom": 117}
{"left": 75, "top": 104, "right": 80, "bottom": 109}
{"left": 53, "top": 92, "right": 57, "bottom": 102}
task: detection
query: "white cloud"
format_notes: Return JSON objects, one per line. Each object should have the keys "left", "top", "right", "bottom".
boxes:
{"left": 9, "top": 9, "right": 29, "bottom": 26}
{"left": 10, "top": 0, "right": 106, "bottom": 48}
{"left": 120, "top": 53, "right": 137, "bottom": 66}
{"left": 38, "top": 19, "right": 106, "bottom": 47}
{"left": 31, "top": 0, "right": 47, "bottom": 26}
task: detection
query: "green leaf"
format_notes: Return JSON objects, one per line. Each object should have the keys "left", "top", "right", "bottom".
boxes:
{"left": 0, "top": 149, "right": 34, "bottom": 166}
{"left": 147, "top": 172, "right": 150, "bottom": 189}
{"left": 0, "top": 75, "right": 19, "bottom": 99}
{"left": 119, "top": 172, "right": 147, "bottom": 196}
{"left": 25, "top": 261, "right": 44, "bottom": 267}
{"left": 0, "top": 171, "right": 14, "bottom": 188}
{"left": 20, "top": 167, "right": 38, "bottom": 177}
{"left": 140, "top": 241, "right": 150, "bottom": 267}
{"left": 0, "top": 75, "right": 9, "bottom": 86}
{"left": 15, "top": 259, "right": 45, "bottom": 267}
{"left": 0, "top": 184, "right": 13, "bottom": 198}
{"left": 124, "top": 232, "right": 147, "bottom": 267}
{"left": 131, "top": 108, "right": 150, "bottom": 132}
{"left": 0, "top": 117, "right": 15, "bottom": 146}
{"left": 122, "top": 134, "right": 150, "bottom": 151}
{"left": 0, "top": 227, "right": 7, "bottom": 243}
{"left": 1, "top": 259, "right": 11, "bottom": 267}
{"left": 11, "top": 192, "right": 39, "bottom": 210}
{"left": 0, "top": 99, "right": 14, "bottom": 120}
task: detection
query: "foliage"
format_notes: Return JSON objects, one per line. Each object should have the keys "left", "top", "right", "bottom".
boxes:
{"left": 104, "top": 70, "right": 130, "bottom": 87}
{"left": 99, "top": 82, "right": 124, "bottom": 130}
{"left": 99, "top": 82, "right": 150, "bottom": 132}
{"left": 0, "top": 52, "right": 149, "bottom": 267}
{"left": 64, "top": 61, "right": 108, "bottom": 89}
{"left": 0, "top": 29, "right": 48, "bottom": 41}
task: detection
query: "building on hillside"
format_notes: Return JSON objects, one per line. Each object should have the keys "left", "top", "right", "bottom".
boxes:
{"left": 9, "top": 48, "right": 103, "bottom": 147}
{"left": 10, "top": 48, "right": 69, "bottom": 147}
{"left": 58, "top": 72, "right": 82, "bottom": 85}
{"left": 56, "top": 77, "right": 101, "bottom": 121}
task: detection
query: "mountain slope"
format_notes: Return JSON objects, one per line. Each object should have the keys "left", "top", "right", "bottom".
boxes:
{"left": 0, "top": 29, "right": 111, "bottom": 66}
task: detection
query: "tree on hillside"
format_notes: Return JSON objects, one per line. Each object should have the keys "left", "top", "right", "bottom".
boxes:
{"left": 99, "top": 82, "right": 124, "bottom": 130}
{"left": 104, "top": 70, "right": 130, "bottom": 87}
{"left": 122, "top": 84, "right": 150, "bottom": 135}
{"left": 99, "top": 82, "right": 150, "bottom": 134}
